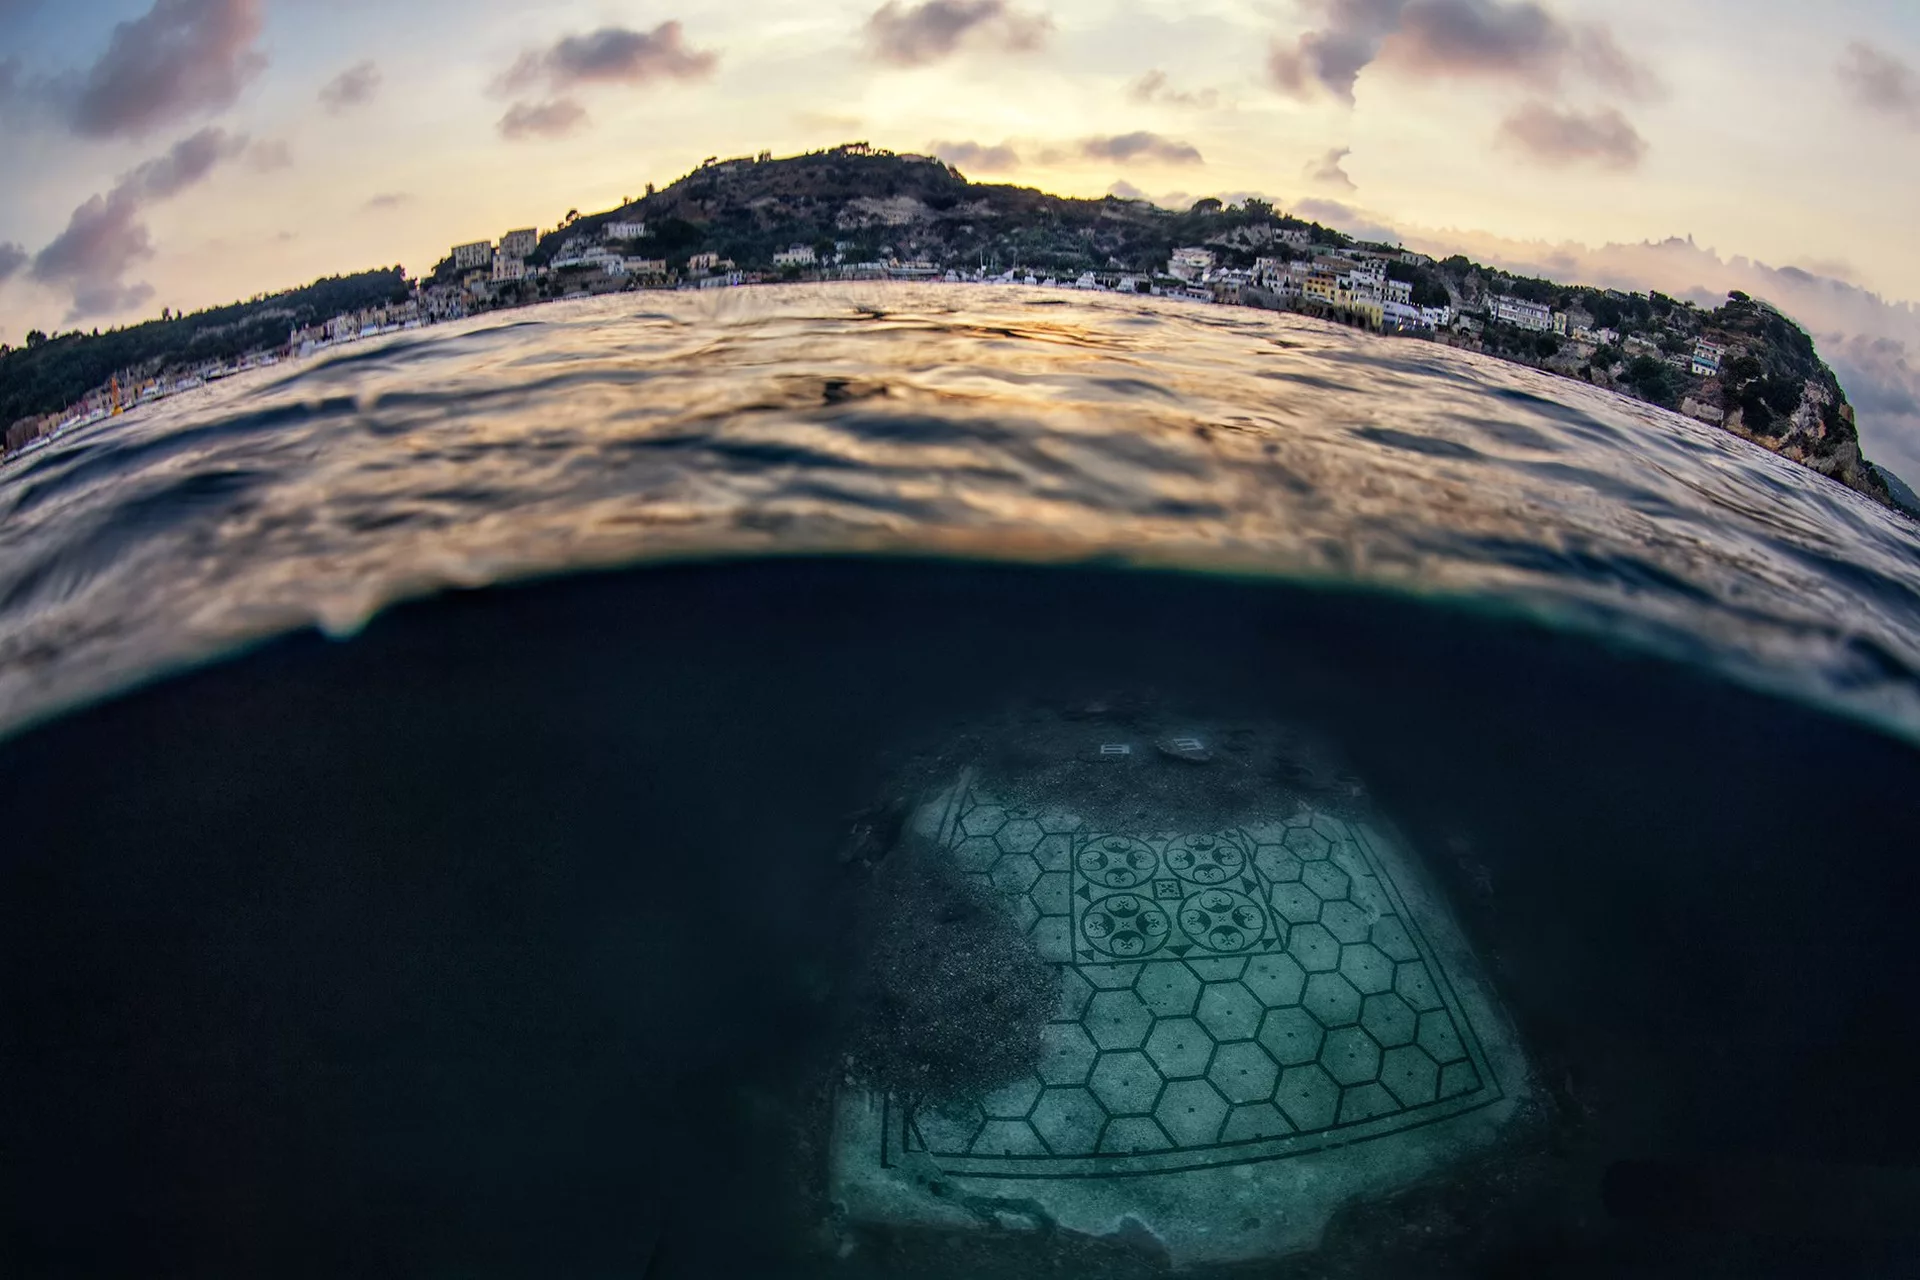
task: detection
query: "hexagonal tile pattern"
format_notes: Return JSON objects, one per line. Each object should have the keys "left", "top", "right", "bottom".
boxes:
{"left": 1439, "top": 1060, "right": 1481, "bottom": 1099}
{"left": 1370, "top": 916, "right": 1418, "bottom": 961}
{"left": 1271, "top": 882, "right": 1321, "bottom": 924}
{"left": 1288, "top": 922, "right": 1341, "bottom": 972}
{"left": 974, "top": 1119, "right": 1048, "bottom": 1155}
{"left": 1221, "top": 1102, "right": 1293, "bottom": 1141}
{"left": 997, "top": 818, "right": 1044, "bottom": 854}
{"left": 1253, "top": 847, "right": 1303, "bottom": 883}
{"left": 1321, "top": 1026, "right": 1382, "bottom": 1085}
{"left": 982, "top": 1074, "right": 1043, "bottom": 1118}
{"left": 1303, "top": 971, "right": 1362, "bottom": 1027}
{"left": 1033, "top": 917, "right": 1073, "bottom": 963}
{"left": 1056, "top": 968, "right": 1094, "bottom": 1020}
{"left": 1005, "top": 894, "right": 1039, "bottom": 934}
{"left": 1339, "top": 1082, "right": 1399, "bottom": 1124}
{"left": 1086, "top": 989, "right": 1153, "bottom": 1050}
{"left": 1275, "top": 1063, "right": 1340, "bottom": 1130}
{"left": 1396, "top": 961, "right": 1441, "bottom": 1011}
{"left": 1242, "top": 953, "right": 1307, "bottom": 1007}
{"left": 961, "top": 806, "right": 1008, "bottom": 838}
{"left": 1038, "top": 1021, "right": 1098, "bottom": 1085}
{"left": 1031, "top": 870, "right": 1072, "bottom": 917}
{"left": 1196, "top": 982, "right": 1263, "bottom": 1042}
{"left": 1144, "top": 1017, "right": 1214, "bottom": 1079}
{"left": 1034, "top": 833, "right": 1074, "bottom": 871}
{"left": 1380, "top": 1045, "right": 1439, "bottom": 1106}
{"left": 1319, "top": 899, "right": 1372, "bottom": 944}
{"left": 1282, "top": 827, "right": 1332, "bottom": 859}
{"left": 1418, "top": 1011, "right": 1465, "bottom": 1064}
{"left": 1339, "top": 943, "right": 1395, "bottom": 995}
{"left": 1099, "top": 1116, "right": 1173, "bottom": 1154}
{"left": 1258, "top": 1006, "right": 1325, "bottom": 1065}
{"left": 991, "top": 853, "right": 1041, "bottom": 895}
{"left": 1030, "top": 1086, "right": 1105, "bottom": 1154}
{"left": 915, "top": 1099, "right": 985, "bottom": 1152}
{"left": 1302, "top": 860, "right": 1350, "bottom": 901}
{"left": 1156, "top": 1079, "right": 1230, "bottom": 1146}
{"left": 1209, "top": 1040, "right": 1280, "bottom": 1104}
{"left": 954, "top": 835, "right": 1002, "bottom": 873}
{"left": 1089, "top": 1050, "right": 1163, "bottom": 1115}
{"left": 1360, "top": 992, "right": 1417, "bottom": 1048}
{"left": 1186, "top": 957, "right": 1247, "bottom": 981}
{"left": 1135, "top": 962, "right": 1201, "bottom": 1017}
{"left": 1082, "top": 963, "right": 1142, "bottom": 990}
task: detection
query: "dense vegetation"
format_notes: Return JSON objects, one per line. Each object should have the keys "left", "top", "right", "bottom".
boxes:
{"left": 1, "top": 269, "right": 410, "bottom": 434}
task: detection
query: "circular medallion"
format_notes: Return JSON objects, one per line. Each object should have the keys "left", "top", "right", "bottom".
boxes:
{"left": 1076, "top": 835, "right": 1158, "bottom": 889}
{"left": 1166, "top": 832, "right": 1247, "bottom": 885}
{"left": 1178, "top": 888, "right": 1268, "bottom": 953}
{"left": 1080, "top": 893, "right": 1171, "bottom": 957}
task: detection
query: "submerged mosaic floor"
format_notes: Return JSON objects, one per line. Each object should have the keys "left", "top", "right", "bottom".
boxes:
{"left": 895, "top": 787, "right": 1499, "bottom": 1177}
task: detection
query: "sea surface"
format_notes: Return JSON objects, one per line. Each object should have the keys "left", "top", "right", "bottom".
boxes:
{"left": 3, "top": 285, "right": 1920, "bottom": 1277}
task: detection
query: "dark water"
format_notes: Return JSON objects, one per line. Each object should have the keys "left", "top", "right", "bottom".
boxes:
{"left": 3, "top": 287, "right": 1920, "bottom": 1277}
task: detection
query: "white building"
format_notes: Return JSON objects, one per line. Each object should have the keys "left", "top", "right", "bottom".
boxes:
{"left": 1486, "top": 295, "right": 1553, "bottom": 332}
{"left": 499, "top": 228, "right": 538, "bottom": 259}
{"left": 688, "top": 252, "right": 721, "bottom": 271}
{"left": 773, "top": 245, "right": 817, "bottom": 267}
{"left": 452, "top": 241, "right": 492, "bottom": 271}
{"left": 606, "top": 221, "right": 647, "bottom": 241}
{"left": 624, "top": 257, "right": 667, "bottom": 275}
{"left": 1167, "top": 247, "right": 1215, "bottom": 282}
{"left": 1691, "top": 340, "right": 1727, "bottom": 377}
{"left": 1419, "top": 304, "right": 1454, "bottom": 328}
{"left": 491, "top": 255, "right": 526, "bottom": 282}
{"left": 1278, "top": 229, "right": 1312, "bottom": 249}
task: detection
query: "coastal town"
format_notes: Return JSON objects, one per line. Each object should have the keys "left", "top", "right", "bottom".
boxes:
{"left": 0, "top": 144, "right": 1892, "bottom": 510}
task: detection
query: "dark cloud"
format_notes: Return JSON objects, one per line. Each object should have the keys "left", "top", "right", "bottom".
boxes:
{"left": 500, "top": 21, "right": 718, "bottom": 93}
{"left": 1269, "top": 0, "right": 1652, "bottom": 103}
{"left": 319, "top": 60, "right": 381, "bottom": 113}
{"left": 1838, "top": 41, "right": 1920, "bottom": 127}
{"left": 29, "top": 126, "right": 246, "bottom": 320}
{"left": 1079, "top": 131, "right": 1203, "bottom": 165}
{"left": 864, "top": 0, "right": 1050, "bottom": 67}
{"left": 363, "top": 192, "right": 410, "bottom": 211}
{"left": 929, "top": 138, "right": 1021, "bottom": 170}
{"left": 0, "top": 241, "right": 26, "bottom": 284}
{"left": 1497, "top": 101, "right": 1645, "bottom": 169}
{"left": 67, "top": 0, "right": 266, "bottom": 140}
{"left": 1304, "top": 145, "right": 1356, "bottom": 190}
{"left": 1126, "top": 69, "right": 1220, "bottom": 108}
{"left": 498, "top": 98, "right": 589, "bottom": 141}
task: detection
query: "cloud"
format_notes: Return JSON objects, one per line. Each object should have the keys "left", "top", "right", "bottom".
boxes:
{"left": 0, "top": 241, "right": 25, "bottom": 284}
{"left": 1268, "top": 0, "right": 1652, "bottom": 103}
{"left": 1292, "top": 196, "right": 1402, "bottom": 245}
{"left": 794, "top": 109, "right": 863, "bottom": 135}
{"left": 498, "top": 98, "right": 588, "bottom": 141}
{"left": 1304, "top": 145, "right": 1356, "bottom": 190}
{"left": 929, "top": 138, "right": 1021, "bottom": 171}
{"left": 319, "top": 60, "right": 381, "bottom": 113}
{"left": 1126, "top": 69, "right": 1220, "bottom": 109}
{"left": 1497, "top": 101, "right": 1645, "bottom": 169}
{"left": 246, "top": 137, "right": 291, "bottom": 170}
{"left": 363, "top": 192, "right": 410, "bottom": 211}
{"left": 1838, "top": 41, "right": 1920, "bottom": 128}
{"left": 29, "top": 125, "right": 246, "bottom": 320}
{"left": 864, "top": 0, "right": 1050, "bottom": 67}
{"left": 1079, "top": 131, "right": 1203, "bottom": 165}
{"left": 66, "top": 0, "right": 266, "bottom": 140}
{"left": 499, "top": 21, "right": 718, "bottom": 93}
{"left": 1108, "top": 179, "right": 1150, "bottom": 201}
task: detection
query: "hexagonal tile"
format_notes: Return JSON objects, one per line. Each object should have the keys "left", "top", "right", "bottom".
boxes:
{"left": 1038, "top": 1022, "right": 1098, "bottom": 1085}
{"left": 1302, "top": 860, "right": 1350, "bottom": 901}
{"left": 1005, "top": 894, "right": 1039, "bottom": 933}
{"left": 1186, "top": 956, "right": 1248, "bottom": 982}
{"left": 1321, "top": 1025, "right": 1381, "bottom": 1085}
{"left": 997, "top": 818, "right": 1044, "bottom": 854}
{"left": 1033, "top": 916, "right": 1073, "bottom": 962}
{"left": 914, "top": 1099, "right": 984, "bottom": 1152}
{"left": 1271, "top": 883, "right": 1321, "bottom": 924}
{"left": 1242, "top": 952, "right": 1307, "bottom": 1007}
{"left": 1303, "top": 971, "right": 1362, "bottom": 1027}
{"left": 1275, "top": 1063, "right": 1340, "bottom": 1130}
{"left": 1282, "top": 827, "right": 1332, "bottom": 859}
{"left": 1089, "top": 1050, "right": 1163, "bottom": 1115}
{"left": 1144, "top": 1017, "right": 1213, "bottom": 1079}
{"left": 1259, "top": 1006, "right": 1324, "bottom": 1065}
{"left": 1086, "top": 989, "right": 1153, "bottom": 1049}
{"left": 1208, "top": 1040, "right": 1279, "bottom": 1103}
{"left": 1319, "top": 899, "right": 1372, "bottom": 944}
{"left": 1370, "top": 915, "right": 1418, "bottom": 962}
{"left": 1360, "top": 992, "right": 1417, "bottom": 1047}
{"left": 954, "top": 836, "right": 1001, "bottom": 873}
{"left": 1030, "top": 871, "right": 1071, "bottom": 917}
{"left": 1253, "top": 847, "right": 1303, "bottom": 883}
{"left": 961, "top": 806, "right": 1008, "bottom": 838}
{"left": 1196, "top": 982, "right": 1263, "bottom": 1042}
{"left": 1135, "top": 962, "right": 1201, "bottom": 1017}
{"left": 1288, "top": 922, "right": 1340, "bottom": 972}
{"left": 991, "top": 853, "right": 1041, "bottom": 895}
{"left": 1339, "top": 943, "right": 1394, "bottom": 995}
{"left": 1056, "top": 968, "right": 1093, "bottom": 1020}
{"left": 1417, "top": 1010, "right": 1465, "bottom": 1063}
{"left": 1380, "top": 1044, "right": 1440, "bottom": 1105}
{"left": 1339, "top": 1082, "right": 1399, "bottom": 1124}
{"left": 1439, "top": 1059, "right": 1481, "bottom": 1098}
{"left": 1034, "top": 833, "right": 1074, "bottom": 871}
{"left": 1395, "top": 960, "right": 1442, "bottom": 1011}
{"left": 1221, "top": 1102, "right": 1293, "bottom": 1141}
{"left": 1347, "top": 874, "right": 1390, "bottom": 916}
{"left": 1081, "top": 963, "right": 1143, "bottom": 990}
{"left": 1099, "top": 1116, "right": 1173, "bottom": 1153}
{"left": 1031, "top": 1086, "right": 1105, "bottom": 1155}
{"left": 1039, "top": 811, "right": 1083, "bottom": 835}
{"left": 973, "top": 1119, "right": 1048, "bottom": 1155}
{"left": 1155, "top": 1078, "right": 1229, "bottom": 1146}
{"left": 981, "top": 1073, "right": 1043, "bottom": 1118}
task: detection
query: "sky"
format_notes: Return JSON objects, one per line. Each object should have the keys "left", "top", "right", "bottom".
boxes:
{"left": 2, "top": 0, "right": 1919, "bottom": 477}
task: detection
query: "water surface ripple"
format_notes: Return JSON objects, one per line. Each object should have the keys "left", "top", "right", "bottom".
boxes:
{"left": 3, "top": 284, "right": 1918, "bottom": 739}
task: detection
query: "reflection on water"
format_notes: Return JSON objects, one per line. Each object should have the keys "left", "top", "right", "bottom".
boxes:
{"left": 1, "top": 284, "right": 1918, "bottom": 741}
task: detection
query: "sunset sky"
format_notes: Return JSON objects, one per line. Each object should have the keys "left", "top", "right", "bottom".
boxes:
{"left": 3, "top": 0, "right": 1919, "bottom": 474}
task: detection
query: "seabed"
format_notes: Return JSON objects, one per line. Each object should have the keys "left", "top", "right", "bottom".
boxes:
{"left": 831, "top": 760, "right": 1529, "bottom": 1266}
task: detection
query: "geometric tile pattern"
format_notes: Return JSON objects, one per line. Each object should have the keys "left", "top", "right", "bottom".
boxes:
{"left": 887, "top": 787, "right": 1501, "bottom": 1178}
